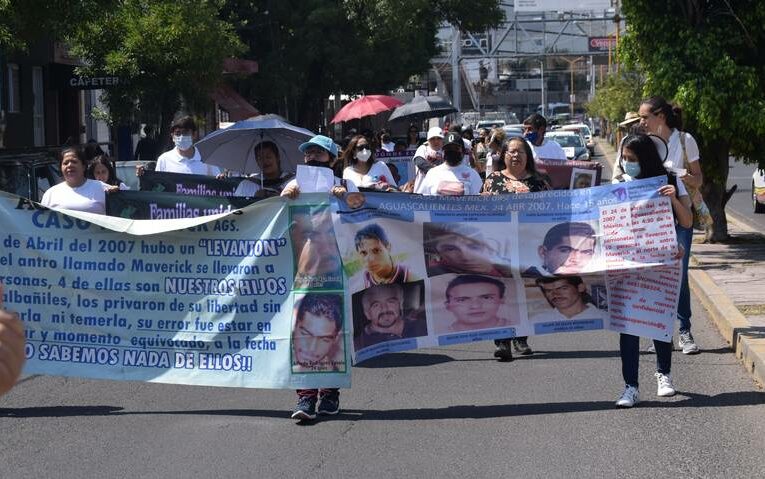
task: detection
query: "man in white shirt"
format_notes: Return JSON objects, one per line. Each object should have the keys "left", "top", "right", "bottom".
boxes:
{"left": 530, "top": 276, "right": 607, "bottom": 323}
{"left": 523, "top": 113, "right": 567, "bottom": 161}
{"left": 138, "top": 116, "right": 221, "bottom": 177}
{"left": 416, "top": 131, "right": 482, "bottom": 196}
{"left": 411, "top": 126, "right": 444, "bottom": 191}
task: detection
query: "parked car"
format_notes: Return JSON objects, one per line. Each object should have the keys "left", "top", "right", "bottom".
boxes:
{"left": 0, "top": 150, "right": 61, "bottom": 202}
{"left": 753, "top": 167, "right": 765, "bottom": 213}
{"left": 559, "top": 123, "right": 596, "bottom": 153}
{"left": 502, "top": 125, "right": 524, "bottom": 137}
{"left": 476, "top": 119, "right": 506, "bottom": 130}
{"left": 545, "top": 131, "right": 590, "bottom": 161}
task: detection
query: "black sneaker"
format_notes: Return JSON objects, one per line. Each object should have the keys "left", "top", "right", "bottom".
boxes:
{"left": 317, "top": 391, "right": 340, "bottom": 415}
{"left": 493, "top": 340, "right": 513, "bottom": 362}
{"left": 291, "top": 395, "right": 317, "bottom": 421}
{"left": 513, "top": 337, "right": 533, "bottom": 356}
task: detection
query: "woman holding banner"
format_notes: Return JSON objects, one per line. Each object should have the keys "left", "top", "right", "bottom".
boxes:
{"left": 638, "top": 96, "right": 703, "bottom": 355}
{"left": 41, "top": 146, "right": 117, "bottom": 215}
{"left": 613, "top": 133, "right": 692, "bottom": 408}
{"left": 481, "top": 136, "right": 551, "bottom": 361}
{"left": 341, "top": 135, "right": 397, "bottom": 191}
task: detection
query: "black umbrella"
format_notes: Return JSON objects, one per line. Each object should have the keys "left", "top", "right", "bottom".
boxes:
{"left": 388, "top": 95, "right": 458, "bottom": 122}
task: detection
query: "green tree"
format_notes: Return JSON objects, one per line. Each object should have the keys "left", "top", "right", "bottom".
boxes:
{"left": 587, "top": 72, "right": 644, "bottom": 125}
{"left": 0, "top": 0, "right": 107, "bottom": 51}
{"left": 66, "top": 0, "right": 244, "bottom": 142}
{"left": 222, "top": 0, "right": 504, "bottom": 130}
{"left": 620, "top": 0, "right": 765, "bottom": 241}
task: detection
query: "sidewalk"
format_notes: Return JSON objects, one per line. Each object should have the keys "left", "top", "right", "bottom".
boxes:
{"left": 596, "top": 138, "right": 765, "bottom": 387}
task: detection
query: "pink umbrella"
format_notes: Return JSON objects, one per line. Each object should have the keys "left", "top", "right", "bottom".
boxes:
{"left": 330, "top": 95, "right": 404, "bottom": 123}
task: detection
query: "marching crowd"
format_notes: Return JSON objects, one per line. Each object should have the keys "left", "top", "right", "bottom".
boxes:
{"left": 1, "top": 95, "right": 705, "bottom": 423}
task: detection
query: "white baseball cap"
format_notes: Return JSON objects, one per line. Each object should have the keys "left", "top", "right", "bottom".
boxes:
{"left": 427, "top": 126, "right": 444, "bottom": 140}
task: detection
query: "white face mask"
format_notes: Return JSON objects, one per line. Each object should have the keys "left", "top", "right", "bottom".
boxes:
{"left": 355, "top": 148, "right": 372, "bottom": 163}
{"left": 173, "top": 135, "right": 193, "bottom": 150}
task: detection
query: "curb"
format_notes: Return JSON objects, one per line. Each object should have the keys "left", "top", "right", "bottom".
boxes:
{"left": 689, "top": 267, "right": 765, "bottom": 388}
{"left": 689, "top": 213, "right": 765, "bottom": 388}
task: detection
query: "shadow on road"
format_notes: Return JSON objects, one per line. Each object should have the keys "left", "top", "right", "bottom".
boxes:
{"left": 4, "top": 391, "right": 764, "bottom": 420}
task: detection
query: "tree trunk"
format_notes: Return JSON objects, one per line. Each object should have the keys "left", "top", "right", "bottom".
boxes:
{"left": 700, "top": 140, "right": 731, "bottom": 243}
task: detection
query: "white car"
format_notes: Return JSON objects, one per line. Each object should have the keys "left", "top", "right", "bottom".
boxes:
{"left": 559, "top": 123, "right": 595, "bottom": 153}
{"left": 545, "top": 131, "right": 590, "bottom": 161}
{"left": 753, "top": 168, "right": 765, "bottom": 213}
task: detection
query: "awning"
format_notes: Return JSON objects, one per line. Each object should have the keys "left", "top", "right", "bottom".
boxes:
{"left": 211, "top": 84, "right": 259, "bottom": 121}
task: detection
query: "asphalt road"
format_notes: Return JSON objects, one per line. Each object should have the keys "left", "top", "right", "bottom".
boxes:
{"left": 2, "top": 302, "right": 764, "bottom": 477}
{"left": 2, "top": 145, "right": 764, "bottom": 478}
{"left": 726, "top": 158, "right": 765, "bottom": 232}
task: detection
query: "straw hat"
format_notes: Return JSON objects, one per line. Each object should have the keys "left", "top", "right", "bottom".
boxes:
{"left": 619, "top": 111, "right": 640, "bottom": 128}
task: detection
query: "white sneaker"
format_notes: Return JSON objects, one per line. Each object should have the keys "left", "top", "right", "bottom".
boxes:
{"left": 678, "top": 332, "right": 700, "bottom": 354}
{"left": 655, "top": 372, "right": 676, "bottom": 397}
{"left": 616, "top": 386, "right": 640, "bottom": 408}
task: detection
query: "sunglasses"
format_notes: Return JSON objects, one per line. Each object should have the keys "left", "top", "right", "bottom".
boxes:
{"left": 355, "top": 144, "right": 370, "bottom": 151}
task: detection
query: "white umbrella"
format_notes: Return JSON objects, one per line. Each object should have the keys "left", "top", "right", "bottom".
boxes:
{"left": 197, "top": 114, "right": 315, "bottom": 176}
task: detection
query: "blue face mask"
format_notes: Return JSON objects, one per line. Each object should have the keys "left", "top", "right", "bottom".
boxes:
{"left": 524, "top": 131, "right": 539, "bottom": 144}
{"left": 624, "top": 162, "right": 641, "bottom": 178}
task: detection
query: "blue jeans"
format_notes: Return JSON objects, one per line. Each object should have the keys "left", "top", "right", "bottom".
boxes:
{"left": 675, "top": 225, "right": 693, "bottom": 334}
{"left": 620, "top": 334, "right": 672, "bottom": 388}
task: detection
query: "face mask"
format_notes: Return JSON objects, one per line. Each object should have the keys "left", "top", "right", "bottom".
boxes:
{"left": 524, "top": 131, "right": 539, "bottom": 144}
{"left": 173, "top": 135, "right": 193, "bottom": 150}
{"left": 624, "top": 162, "right": 641, "bottom": 178}
{"left": 306, "top": 160, "right": 331, "bottom": 169}
{"left": 355, "top": 149, "right": 371, "bottom": 163}
{"left": 444, "top": 150, "right": 462, "bottom": 166}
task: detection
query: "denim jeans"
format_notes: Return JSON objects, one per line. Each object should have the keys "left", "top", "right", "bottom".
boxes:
{"left": 619, "top": 334, "right": 672, "bottom": 388}
{"left": 675, "top": 224, "right": 693, "bottom": 334}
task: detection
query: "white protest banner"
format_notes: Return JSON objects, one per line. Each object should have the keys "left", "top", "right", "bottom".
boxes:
{"left": 0, "top": 192, "right": 350, "bottom": 389}
{"left": 330, "top": 178, "right": 681, "bottom": 363}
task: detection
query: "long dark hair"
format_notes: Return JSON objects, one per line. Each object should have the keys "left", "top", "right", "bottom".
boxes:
{"left": 641, "top": 96, "right": 683, "bottom": 130}
{"left": 342, "top": 134, "right": 376, "bottom": 169}
{"left": 621, "top": 134, "right": 677, "bottom": 189}
{"left": 496, "top": 136, "right": 539, "bottom": 177}
{"left": 86, "top": 155, "right": 123, "bottom": 186}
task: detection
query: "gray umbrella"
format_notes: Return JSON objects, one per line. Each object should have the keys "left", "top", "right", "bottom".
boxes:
{"left": 196, "top": 114, "right": 315, "bottom": 176}
{"left": 388, "top": 95, "right": 458, "bottom": 122}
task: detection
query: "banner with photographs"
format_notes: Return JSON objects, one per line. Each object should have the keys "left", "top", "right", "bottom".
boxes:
{"left": 536, "top": 159, "right": 602, "bottom": 190}
{"left": 1, "top": 192, "right": 350, "bottom": 389}
{"left": 331, "top": 178, "right": 681, "bottom": 363}
{"left": 139, "top": 170, "right": 244, "bottom": 197}
{"left": 374, "top": 150, "right": 417, "bottom": 188}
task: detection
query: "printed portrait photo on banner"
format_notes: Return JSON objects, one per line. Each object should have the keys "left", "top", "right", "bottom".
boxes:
{"left": 430, "top": 274, "right": 521, "bottom": 335}
{"left": 351, "top": 281, "right": 427, "bottom": 352}
{"left": 570, "top": 168, "right": 596, "bottom": 190}
{"left": 422, "top": 222, "right": 513, "bottom": 278}
{"left": 526, "top": 275, "right": 608, "bottom": 324}
{"left": 520, "top": 220, "right": 600, "bottom": 277}
{"left": 291, "top": 293, "right": 347, "bottom": 374}
{"left": 337, "top": 220, "right": 425, "bottom": 294}
{"left": 289, "top": 206, "right": 343, "bottom": 290}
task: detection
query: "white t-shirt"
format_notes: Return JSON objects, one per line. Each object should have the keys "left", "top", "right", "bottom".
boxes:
{"left": 343, "top": 162, "right": 394, "bottom": 189}
{"left": 41, "top": 179, "right": 110, "bottom": 214}
{"left": 281, "top": 176, "right": 359, "bottom": 194}
{"left": 381, "top": 142, "right": 395, "bottom": 152}
{"left": 412, "top": 144, "right": 443, "bottom": 191}
{"left": 485, "top": 150, "right": 500, "bottom": 176}
{"left": 415, "top": 163, "right": 483, "bottom": 196}
{"left": 531, "top": 303, "right": 608, "bottom": 323}
{"left": 530, "top": 138, "right": 567, "bottom": 161}
{"left": 234, "top": 179, "right": 262, "bottom": 197}
{"left": 666, "top": 129, "right": 700, "bottom": 169}
{"left": 156, "top": 147, "right": 221, "bottom": 176}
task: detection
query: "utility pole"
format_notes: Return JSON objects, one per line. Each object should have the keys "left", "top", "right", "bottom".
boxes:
{"left": 561, "top": 56, "right": 584, "bottom": 117}
{"left": 451, "top": 25, "right": 461, "bottom": 113}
